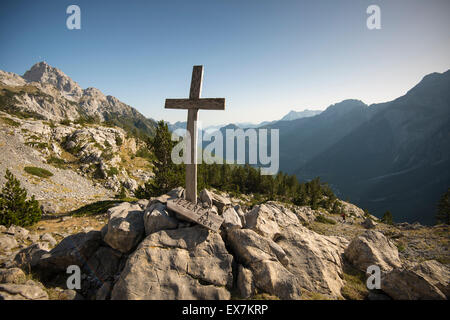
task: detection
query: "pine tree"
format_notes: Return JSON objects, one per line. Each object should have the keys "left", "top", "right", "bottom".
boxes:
{"left": 0, "top": 169, "right": 42, "bottom": 227}
{"left": 436, "top": 188, "right": 450, "bottom": 225}
{"left": 135, "top": 121, "right": 184, "bottom": 198}
{"left": 331, "top": 200, "right": 341, "bottom": 214}
{"left": 381, "top": 210, "right": 394, "bottom": 225}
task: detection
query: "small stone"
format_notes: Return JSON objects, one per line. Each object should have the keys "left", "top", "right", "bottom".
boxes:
{"left": 0, "top": 268, "right": 26, "bottom": 284}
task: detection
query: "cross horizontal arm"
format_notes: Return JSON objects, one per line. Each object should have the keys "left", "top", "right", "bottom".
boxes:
{"left": 165, "top": 98, "right": 225, "bottom": 110}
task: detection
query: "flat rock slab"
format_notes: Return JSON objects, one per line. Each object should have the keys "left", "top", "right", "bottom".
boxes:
{"left": 167, "top": 198, "right": 224, "bottom": 232}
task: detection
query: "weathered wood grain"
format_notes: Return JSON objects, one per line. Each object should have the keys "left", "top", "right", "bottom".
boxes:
{"left": 165, "top": 98, "right": 225, "bottom": 110}
{"left": 189, "top": 65, "right": 203, "bottom": 99}
{"left": 185, "top": 108, "right": 198, "bottom": 203}
{"left": 167, "top": 198, "right": 224, "bottom": 232}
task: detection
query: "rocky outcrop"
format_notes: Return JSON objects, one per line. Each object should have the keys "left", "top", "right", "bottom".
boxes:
{"left": 339, "top": 201, "right": 365, "bottom": 218}
{"left": 103, "top": 202, "right": 144, "bottom": 253}
{"left": 345, "top": 230, "right": 402, "bottom": 272}
{"left": 1, "top": 188, "right": 445, "bottom": 301}
{"left": 111, "top": 226, "right": 233, "bottom": 300}
{"left": 382, "top": 260, "right": 450, "bottom": 300}
{"left": 362, "top": 218, "right": 377, "bottom": 229}
{"left": 244, "top": 202, "right": 300, "bottom": 239}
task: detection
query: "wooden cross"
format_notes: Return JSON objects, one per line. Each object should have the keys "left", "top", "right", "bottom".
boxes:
{"left": 165, "top": 65, "right": 225, "bottom": 204}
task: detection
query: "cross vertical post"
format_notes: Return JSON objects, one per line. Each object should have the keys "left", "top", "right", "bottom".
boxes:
{"left": 165, "top": 66, "right": 225, "bottom": 204}
{"left": 185, "top": 66, "right": 202, "bottom": 203}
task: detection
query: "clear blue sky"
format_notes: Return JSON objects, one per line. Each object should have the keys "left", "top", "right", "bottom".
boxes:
{"left": 1, "top": 0, "right": 449, "bottom": 125}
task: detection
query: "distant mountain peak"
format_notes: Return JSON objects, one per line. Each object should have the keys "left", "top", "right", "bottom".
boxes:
{"left": 280, "top": 109, "right": 322, "bottom": 121}
{"left": 23, "top": 61, "right": 83, "bottom": 99}
{"left": 321, "top": 99, "right": 367, "bottom": 117}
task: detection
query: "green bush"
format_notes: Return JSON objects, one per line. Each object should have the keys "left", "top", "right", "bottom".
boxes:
{"left": 0, "top": 169, "right": 42, "bottom": 227}
{"left": 381, "top": 211, "right": 394, "bottom": 225}
{"left": 107, "top": 167, "right": 119, "bottom": 176}
{"left": 24, "top": 166, "right": 53, "bottom": 178}
{"left": 116, "top": 184, "right": 127, "bottom": 199}
{"left": 115, "top": 135, "right": 123, "bottom": 146}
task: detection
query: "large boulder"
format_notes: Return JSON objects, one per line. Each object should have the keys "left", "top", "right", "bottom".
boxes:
{"left": 244, "top": 202, "right": 299, "bottom": 239}
{"left": 226, "top": 228, "right": 301, "bottom": 299}
{"left": 103, "top": 202, "right": 144, "bottom": 253}
{"left": 38, "top": 231, "right": 102, "bottom": 273}
{"left": 0, "top": 281, "right": 48, "bottom": 300}
{"left": 345, "top": 230, "right": 402, "bottom": 272}
{"left": 143, "top": 202, "right": 178, "bottom": 236}
{"left": 111, "top": 225, "right": 233, "bottom": 300}
{"left": 381, "top": 260, "right": 450, "bottom": 300}
{"left": 276, "top": 226, "right": 349, "bottom": 298}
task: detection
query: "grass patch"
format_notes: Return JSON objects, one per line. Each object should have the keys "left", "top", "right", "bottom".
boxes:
{"left": 341, "top": 264, "right": 368, "bottom": 300}
{"left": 0, "top": 116, "right": 20, "bottom": 127}
{"left": 47, "top": 156, "right": 67, "bottom": 169}
{"left": 24, "top": 166, "right": 53, "bottom": 178}
{"left": 396, "top": 242, "right": 406, "bottom": 252}
{"left": 69, "top": 200, "right": 124, "bottom": 217}
{"left": 315, "top": 215, "right": 336, "bottom": 225}
{"left": 301, "top": 290, "right": 331, "bottom": 300}
{"left": 25, "top": 141, "right": 49, "bottom": 149}
{"left": 107, "top": 167, "right": 119, "bottom": 176}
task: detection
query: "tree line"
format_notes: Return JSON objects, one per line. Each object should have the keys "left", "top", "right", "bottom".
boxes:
{"left": 135, "top": 120, "right": 340, "bottom": 211}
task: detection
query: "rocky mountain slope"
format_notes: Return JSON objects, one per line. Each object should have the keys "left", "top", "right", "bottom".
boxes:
{"left": 0, "top": 62, "right": 156, "bottom": 137}
{"left": 293, "top": 70, "right": 450, "bottom": 224}
{"left": 0, "top": 111, "right": 153, "bottom": 213}
{"left": 0, "top": 188, "right": 448, "bottom": 300}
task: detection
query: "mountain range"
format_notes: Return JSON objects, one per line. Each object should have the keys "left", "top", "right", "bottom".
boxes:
{"left": 199, "top": 71, "right": 449, "bottom": 224}
{"left": 1, "top": 62, "right": 448, "bottom": 224}
{"left": 167, "top": 108, "right": 322, "bottom": 132}
{"left": 266, "top": 71, "right": 450, "bottom": 224}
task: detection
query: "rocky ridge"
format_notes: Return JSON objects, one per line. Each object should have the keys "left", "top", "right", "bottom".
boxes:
{"left": 1, "top": 188, "right": 448, "bottom": 300}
